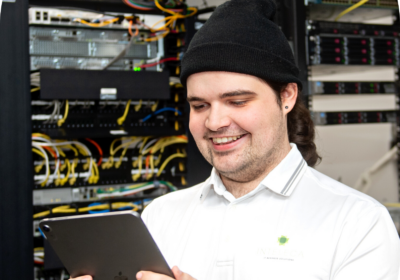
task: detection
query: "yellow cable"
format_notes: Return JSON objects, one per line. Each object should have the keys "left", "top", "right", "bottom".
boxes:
{"left": 32, "top": 148, "right": 51, "bottom": 186}
{"left": 117, "top": 100, "right": 131, "bottom": 125}
{"left": 154, "top": 0, "right": 197, "bottom": 17}
{"left": 56, "top": 147, "right": 66, "bottom": 158}
{"left": 179, "top": 162, "right": 185, "bottom": 171}
{"left": 157, "top": 153, "right": 186, "bottom": 177}
{"left": 55, "top": 168, "right": 61, "bottom": 186}
{"left": 146, "top": 155, "right": 155, "bottom": 180}
{"left": 132, "top": 155, "right": 143, "bottom": 181}
{"left": 134, "top": 100, "right": 142, "bottom": 112}
{"left": 74, "top": 17, "right": 119, "bottom": 27}
{"left": 60, "top": 161, "right": 67, "bottom": 172}
{"left": 144, "top": 30, "right": 170, "bottom": 42}
{"left": 139, "top": 137, "right": 150, "bottom": 154}
{"left": 33, "top": 210, "right": 50, "bottom": 219}
{"left": 113, "top": 137, "right": 138, "bottom": 168}
{"left": 151, "top": 100, "right": 159, "bottom": 112}
{"left": 112, "top": 202, "right": 139, "bottom": 212}
{"left": 32, "top": 148, "right": 45, "bottom": 159}
{"left": 60, "top": 159, "right": 71, "bottom": 186}
{"left": 82, "top": 157, "right": 90, "bottom": 170}
{"left": 78, "top": 204, "right": 109, "bottom": 212}
{"left": 34, "top": 202, "right": 139, "bottom": 219}
{"left": 154, "top": 154, "right": 162, "bottom": 166}
{"left": 57, "top": 100, "right": 69, "bottom": 127}
{"left": 102, "top": 138, "right": 121, "bottom": 169}
{"left": 335, "top": 0, "right": 369, "bottom": 21}
{"left": 31, "top": 87, "right": 40, "bottom": 93}
{"left": 181, "top": 176, "right": 187, "bottom": 186}
{"left": 35, "top": 160, "right": 45, "bottom": 173}
{"left": 32, "top": 133, "right": 51, "bottom": 140}
{"left": 57, "top": 143, "right": 79, "bottom": 156}
{"left": 33, "top": 205, "right": 76, "bottom": 219}
{"left": 143, "top": 136, "right": 187, "bottom": 155}
{"left": 69, "top": 159, "right": 79, "bottom": 185}
{"left": 150, "top": 15, "right": 176, "bottom": 32}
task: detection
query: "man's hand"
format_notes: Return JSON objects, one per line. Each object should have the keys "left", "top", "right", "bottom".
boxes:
{"left": 69, "top": 266, "right": 194, "bottom": 280}
{"left": 69, "top": 277, "right": 92, "bottom": 280}
{"left": 137, "top": 266, "right": 195, "bottom": 280}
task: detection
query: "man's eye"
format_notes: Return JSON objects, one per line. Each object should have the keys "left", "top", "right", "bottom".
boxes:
{"left": 231, "top": 101, "right": 247, "bottom": 106}
{"left": 192, "top": 104, "right": 206, "bottom": 110}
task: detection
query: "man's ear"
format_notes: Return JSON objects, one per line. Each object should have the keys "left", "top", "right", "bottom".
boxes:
{"left": 280, "top": 83, "right": 298, "bottom": 114}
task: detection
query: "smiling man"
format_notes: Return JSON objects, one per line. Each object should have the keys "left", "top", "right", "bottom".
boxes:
{"left": 72, "top": 0, "right": 400, "bottom": 280}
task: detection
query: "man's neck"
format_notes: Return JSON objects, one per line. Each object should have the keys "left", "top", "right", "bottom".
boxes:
{"left": 220, "top": 143, "right": 292, "bottom": 199}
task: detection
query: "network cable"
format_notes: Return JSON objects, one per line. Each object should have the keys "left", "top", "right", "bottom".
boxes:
{"left": 141, "top": 107, "right": 182, "bottom": 122}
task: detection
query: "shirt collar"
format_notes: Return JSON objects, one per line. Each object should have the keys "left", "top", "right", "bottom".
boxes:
{"left": 199, "top": 143, "right": 307, "bottom": 202}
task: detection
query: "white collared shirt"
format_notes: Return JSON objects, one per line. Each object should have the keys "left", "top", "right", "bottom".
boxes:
{"left": 142, "top": 144, "right": 400, "bottom": 280}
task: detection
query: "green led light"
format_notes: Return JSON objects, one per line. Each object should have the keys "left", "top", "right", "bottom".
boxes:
{"left": 134, "top": 67, "right": 141, "bottom": 71}
{"left": 370, "top": 83, "right": 374, "bottom": 87}
{"left": 370, "top": 89, "right": 374, "bottom": 93}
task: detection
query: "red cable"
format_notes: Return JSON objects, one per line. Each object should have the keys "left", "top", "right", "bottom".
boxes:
{"left": 43, "top": 146, "right": 57, "bottom": 158}
{"left": 139, "top": 57, "right": 179, "bottom": 69}
{"left": 85, "top": 138, "right": 103, "bottom": 166}
{"left": 145, "top": 155, "right": 150, "bottom": 176}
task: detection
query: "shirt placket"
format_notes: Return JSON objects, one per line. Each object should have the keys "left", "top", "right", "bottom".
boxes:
{"left": 213, "top": 202, "right": 237, "bottom": 280}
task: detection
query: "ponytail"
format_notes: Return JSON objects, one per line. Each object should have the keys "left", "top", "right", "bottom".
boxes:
{"left": 267, "top": 80, "right": 321, "bottom": 167}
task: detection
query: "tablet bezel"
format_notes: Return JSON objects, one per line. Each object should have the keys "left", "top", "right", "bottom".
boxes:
{"left": 39, "top": 210, "right": 174, "bottom": 280}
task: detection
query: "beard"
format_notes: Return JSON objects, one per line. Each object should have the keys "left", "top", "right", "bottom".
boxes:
{"left": 197, "top": 115, "right": 286, "bottom": 184}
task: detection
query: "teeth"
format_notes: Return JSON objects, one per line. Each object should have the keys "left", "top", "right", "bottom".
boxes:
{"left": 212, "top": 135, "right": 244, "bottom": 144}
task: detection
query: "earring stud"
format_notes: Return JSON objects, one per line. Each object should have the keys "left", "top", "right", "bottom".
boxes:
{"left": 285, "top": 106, "right": 289, "bottom": 109}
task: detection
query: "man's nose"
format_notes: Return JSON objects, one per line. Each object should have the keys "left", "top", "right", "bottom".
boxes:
{"left": 205, "top": 105, "right": 231, "bottom": 131}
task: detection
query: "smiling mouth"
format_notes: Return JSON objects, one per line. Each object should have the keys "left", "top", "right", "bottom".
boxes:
{"left": 210, "top": 134, "right": 247, "bottom": 145}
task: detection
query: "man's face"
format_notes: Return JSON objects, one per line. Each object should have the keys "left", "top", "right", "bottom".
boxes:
{"left": 187, "top": 71, "right": 291, "bottom": 183}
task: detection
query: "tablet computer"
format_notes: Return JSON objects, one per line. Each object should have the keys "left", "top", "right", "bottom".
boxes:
{"left": 39, "top": 210, "right": 174, "bottom": 280}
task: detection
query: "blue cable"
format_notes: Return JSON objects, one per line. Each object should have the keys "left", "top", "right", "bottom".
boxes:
{"left": 88, "top": 202, "right": 110, "bottom": 214}
{"left": 142, "top": 107, "right": 182, "bottom": 122}
{"left": 38, "top": 227, "right": 46, "bottom": 239}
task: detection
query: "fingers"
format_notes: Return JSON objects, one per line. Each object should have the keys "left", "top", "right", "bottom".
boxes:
{"left": 172, "top": 266, "right": 195, "bottom": 280}
{"left": 172, "top": 266, "right": 183, "bottom": 279}
{"left": 69, "top": 276, "right": 92, "bottom": 280}
{"left": 136, "top": 270, "right": 173, "bottom": 280}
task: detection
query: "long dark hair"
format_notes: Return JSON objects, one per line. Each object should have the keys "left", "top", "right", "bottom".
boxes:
{"left": 268, "top": 81, "right": 321, "bottom": 167}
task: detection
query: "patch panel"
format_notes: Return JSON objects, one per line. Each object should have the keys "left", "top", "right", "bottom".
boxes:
{"left": 307, "top": 0, "right": 399, "bottom": 9}
{"left": 310, "top": 81, "right": 397, "bottom": 94}
{"left": 32, "top": 136, "right": 188, "bottom": 190}
{"left": 308, "top": 21, "right": 400, "bottom": 66}
{"left": 312, "top": 111, "right": 397, "bottom": 125}
{"left": 33, "top": 182, "right": 168, "bottom": 205}
{"left": 29, "top": 25, "right": 162, "bottom": 71}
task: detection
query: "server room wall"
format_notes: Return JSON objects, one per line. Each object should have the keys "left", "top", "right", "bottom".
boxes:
{"left": 1, "top": 1, "right": 400, "bottom": 279}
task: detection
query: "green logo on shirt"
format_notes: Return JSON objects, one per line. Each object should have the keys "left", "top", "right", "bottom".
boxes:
{"left": 278, "top": 235, "right": 289, "bottom": 246}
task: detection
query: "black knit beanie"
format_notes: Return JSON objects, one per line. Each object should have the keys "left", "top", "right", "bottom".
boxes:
{"left": 180, "top": 0, "right": 302, "bottom": 90}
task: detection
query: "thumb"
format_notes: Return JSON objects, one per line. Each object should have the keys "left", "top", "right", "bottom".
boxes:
{"left": 172, "top": 266, "right": 183, "bottom": 280}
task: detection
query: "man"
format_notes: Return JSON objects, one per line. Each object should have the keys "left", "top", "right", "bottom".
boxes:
{"left": 73, "top": 0, "right": 400, "bottom": 279}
